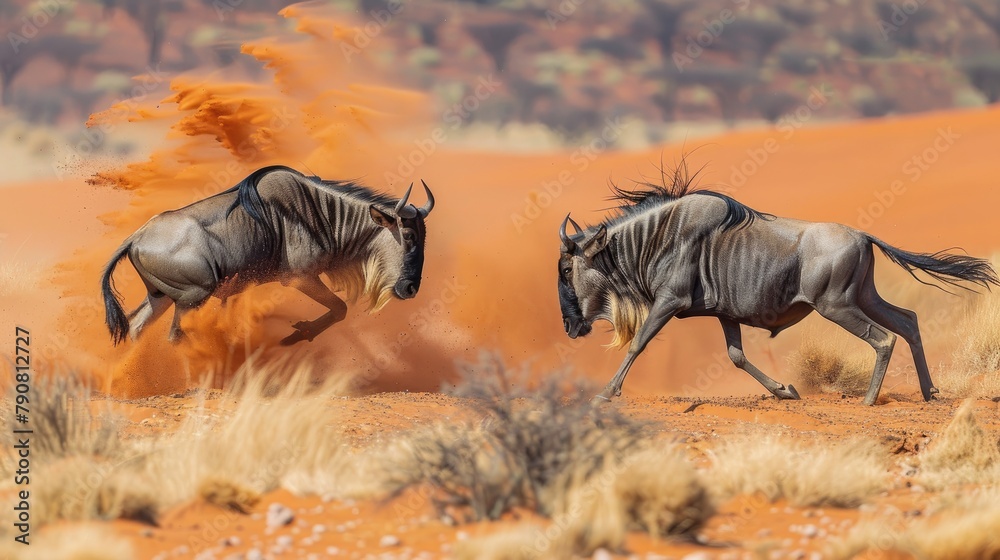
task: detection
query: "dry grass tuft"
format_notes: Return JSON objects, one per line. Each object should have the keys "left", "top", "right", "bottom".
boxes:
{"left": 709, "top": 435, "right": 888, "bottom": 507}
{"left": 612, "top": 446, "right": 712, "bottom": 537}
{"left": 2, "top": 365, "right": 358, "bottom": 531}
{"left": 453, "top": 525, "right": 554, "bottom": 560}
{"left": 953, "top": 267, "right": 1000, "bottom": 374}
{"left": 908, "top": 502, "right": 1000, "bottom": 559}
{"left": 827, "top": 522, "right": 910, "bottom": 560}
{"left": 141, "top": 364, "right": 356, "bottom": 507}
{"left": 918, "top": 399, "right": 1000, "bottom": 489}
{"left": 198, "top": 477, "right": 261, "bottom": 513}
{"left": 0, "top": 525, "right": 135, "bottom": 560}
{"left": 792, "top": 335, "right": 873, "bottom": 396}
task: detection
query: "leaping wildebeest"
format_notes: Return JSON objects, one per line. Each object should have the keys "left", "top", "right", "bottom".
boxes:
{"left": 558, "top": 163, "right": 998, "bottom": 406}
{"left": 102, "top": 165, "right": 434, "bottom": 346}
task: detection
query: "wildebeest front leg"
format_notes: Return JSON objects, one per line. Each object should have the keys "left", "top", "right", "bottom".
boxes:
{"left": 719, "top": 318, "right": 800, "bottom": 400}
{"left": 280, "top": 275, "right": 348, "bottom": 346}
{"left": 593, "top": 297, "right": 683, "bottom": 405}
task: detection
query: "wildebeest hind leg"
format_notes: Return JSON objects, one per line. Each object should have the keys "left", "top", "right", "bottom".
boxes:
{"left": 858, "top": 285, "right": 937, "bottom": 402}
{"left": 719, "top": 318, "right": 800, "bottom": 400}
{"left": 281, "top": 275, "right": 348, "bottom": 345}
{"left": 817, "top": 305, "right": 896, "bottom": 406}
{"left": 128, "top": 293, "right": 172, "bottom": 341}
{"left": 168, "top": 304, "right": 195, "bottom": 342}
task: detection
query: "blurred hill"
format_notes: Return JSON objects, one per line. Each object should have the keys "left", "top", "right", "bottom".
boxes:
{"left": 2, "top": 0, "right": 1000, "bottom": 174}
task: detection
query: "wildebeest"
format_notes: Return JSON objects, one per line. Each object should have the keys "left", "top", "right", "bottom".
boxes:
{"left": 558, "top": 164, "right": 998, "bottom": 406}
{"left": 102, "top": 165, "right": 434, "bottom": 346}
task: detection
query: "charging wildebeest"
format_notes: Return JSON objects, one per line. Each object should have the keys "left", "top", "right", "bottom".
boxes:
{"left": 102, "top": 165, "right": 434, "bottom": 346}
{"left": 558, "top": 164, "right": 998, "bottom": 406}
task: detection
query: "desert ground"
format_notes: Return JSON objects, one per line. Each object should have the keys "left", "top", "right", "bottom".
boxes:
{"left": 2, "top": 2, "right": 1000, "bottom": 559}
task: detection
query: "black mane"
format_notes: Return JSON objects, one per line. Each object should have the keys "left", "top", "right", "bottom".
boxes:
{"left": 604, "top": 158, "right": 773, "bottom": 231}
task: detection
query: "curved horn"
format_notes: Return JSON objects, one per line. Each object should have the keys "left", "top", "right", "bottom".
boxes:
{"left": 567, "top": 216, "right": 583, "bottom": 234}
{"left": 560, "top": 214, "right": 576, "bottom": 250}
{"left": 394, "top": 183, "right": 413, "bottom": 216}
{"left": 418, "top": 180, "right": 435, "bottom": 217}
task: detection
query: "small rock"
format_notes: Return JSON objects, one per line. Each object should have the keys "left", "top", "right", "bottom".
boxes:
{"left": 801, "top": 524, "right": 818, "bottom": 538}
{"left": 756, "top": 528, "right": 772, "bottom": 538}
{"left": 592, "top": 548, "right": 612, "bottom": 560}
{"left": 276, "top": 535, "right": 294, "bottom": 548}
{"left": 380, "top": 534, "right": 401, "bottom": 547}
{"left": 682, "top": 553, "right": 712, "bottom": 560}
{"left": 220, "top": 536, "right": 241, "bottom": 547}
{"left": 313, "top": 524, "right": 327, "bottom": 534}
{"left": 266, "top": 503, "right": 295, "bottom": 529}
{"left": 140, "top": 529, "right": 154, "bottom": 538}
{"left": 245, "top": 549, "right": 264, "bottom": 560}
{"left": 326, "top": 547, "right": 340, "bottom": 555}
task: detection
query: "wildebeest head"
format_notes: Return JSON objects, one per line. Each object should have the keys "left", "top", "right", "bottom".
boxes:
{"left": 558, "top": 214, "right": 610, "bottom": 339}
{"left": 368, "top": 181, "right": 435, "bottom": 300}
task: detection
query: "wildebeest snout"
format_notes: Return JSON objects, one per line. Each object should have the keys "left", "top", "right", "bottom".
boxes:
{"left": 396, "top": 280, "right": 418, "bottom": 299}
{"left": 564, "top": 317, "right": 591, "bottom": 339}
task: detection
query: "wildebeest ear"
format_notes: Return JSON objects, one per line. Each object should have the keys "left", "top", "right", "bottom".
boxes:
{"left": 583, "top": 225, "right": 608, "bottom": 259}
{"left": 369, "top": 206, "right": 397, "bottom": 229}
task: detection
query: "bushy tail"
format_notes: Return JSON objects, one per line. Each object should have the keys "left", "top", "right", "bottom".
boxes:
{"left": 868, "top": 235, "right": 999, "bottom": 292}
{"left": 101, "top": 242, "right": 132, "bottom": 345}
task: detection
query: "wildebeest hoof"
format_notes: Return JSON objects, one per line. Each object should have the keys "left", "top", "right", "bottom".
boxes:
{"left": 773, "top": 384, "right": 800, "bottom": 400}
{"left": 590, "top": 394, "right": 613, "bottom": 408}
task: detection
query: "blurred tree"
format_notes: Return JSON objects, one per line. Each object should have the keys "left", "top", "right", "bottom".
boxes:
{"left": 0, "top": 34, "right": 100, "bottom": 106}
{"left": 708, "top": 19, "right": 790, "bottom": 66}
{"left": 578, "top": 37, "right": 645, "bottom": 61}
{"left": 101, "top": 0, "right": 166, "bottom": 64}
{"left": 876, "top": 0, "right": 935, "bottom": 50}
{"left": 960, "top": 53, "right": 1000, "bottom": 103}
{"left": 670, "top": 65, "right": 759, "bottom": 125}
{"left": 465, "top": 21, "right": 529, "bottom": 71}
{"left": 776, "top": 4, "right": 817, "bottom": 27}
{"left": 751, "top": 90, "right": 802, "bottom": 123}
{"left": 637, "top": 0, "right": 693, "bottom": 56}
{"left": 964, "top": 0, "right": 1000, "bottom": 43}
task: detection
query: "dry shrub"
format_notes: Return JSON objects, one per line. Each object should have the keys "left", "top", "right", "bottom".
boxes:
{"left": 709, "top": 435, "right": 888, "bottom": 507}
{"left": 918, "top": 399, "right": 1000, "bottom": 489}
{"left": 385, "top": 355, "right": 650, "bottom": 521}
{"left": 453, "top": 525, "right": 554, "bottom": 560}
{"left": 792, "top": 335, "right": 873, "bottom": 396}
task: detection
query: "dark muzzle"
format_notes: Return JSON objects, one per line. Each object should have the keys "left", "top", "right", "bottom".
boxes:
{"left": 395, "top": 280, "right": 418, "bottom": 299}
{"left": 563, "top": 317, "right": 592, "bottom": 339}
